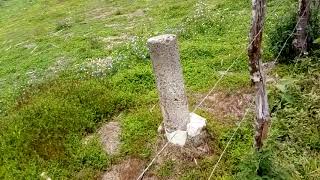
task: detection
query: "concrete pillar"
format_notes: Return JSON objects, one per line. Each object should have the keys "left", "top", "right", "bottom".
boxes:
{"left": 147, "top": 34, "right": 190, "bottom": 146}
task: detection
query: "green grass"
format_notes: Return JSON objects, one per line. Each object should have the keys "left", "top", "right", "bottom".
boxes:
{"left": 1, "top": 0, "right": 319, "bottom": 179}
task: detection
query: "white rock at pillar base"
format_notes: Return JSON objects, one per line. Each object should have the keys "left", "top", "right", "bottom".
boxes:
{"left": 165, "top": 113, "right": 206, "bottom": 146}
{"left": 166, "top": 130, "right": 187, "bottom": 146}
{"left": 187, "top": 113, "right": 206, "bottom": 137}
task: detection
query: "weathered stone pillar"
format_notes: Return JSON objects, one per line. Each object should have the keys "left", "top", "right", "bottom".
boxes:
{"left": 147, "top": 34, "right": 190, "bottom": 146}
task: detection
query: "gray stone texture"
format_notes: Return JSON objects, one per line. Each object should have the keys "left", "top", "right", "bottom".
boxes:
{"left": 147, "top": 34, "right": 190, "bottom": 133}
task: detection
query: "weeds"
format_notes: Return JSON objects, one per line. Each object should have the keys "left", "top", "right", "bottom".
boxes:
{"left": 268, "top": 2, "right": 320, "bottom": 63}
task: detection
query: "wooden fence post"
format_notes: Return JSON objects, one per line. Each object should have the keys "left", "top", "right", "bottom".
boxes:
{"left": 248, "top": 0, "right": 270, "bottom": 150}
{"left": 294, "top": 0, "right": 310, "bottom": 55}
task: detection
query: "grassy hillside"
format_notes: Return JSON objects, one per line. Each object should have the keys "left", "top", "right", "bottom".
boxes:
{"left": 0, "top": 0, "right": 319, "bottom": 179}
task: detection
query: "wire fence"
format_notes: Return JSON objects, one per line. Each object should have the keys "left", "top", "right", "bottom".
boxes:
{"left": 207, "top": 102, "right": 254, "bottom": 180}
{"left": 137, "top": 0, "right": 310, "bottom": 179}
{"left": 207, "top": 2, "right": 311, "bottom": 179}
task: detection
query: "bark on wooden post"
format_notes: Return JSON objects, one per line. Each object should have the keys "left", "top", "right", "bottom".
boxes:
{"left": 147, "top": 34, "right": 190, "bottom": 146}
{"left": 315, "top": 0, "right": 320, "bottom": 9}
{"left": 294, "top": 0, "right": 310, "bottom": 55}
{"left": 248, "top": 0, "right": 270, "bottom": 150}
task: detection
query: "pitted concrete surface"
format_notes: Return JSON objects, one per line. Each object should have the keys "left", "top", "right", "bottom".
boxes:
{"left": 147, "top": 35, "right": 190, "bottom": 136}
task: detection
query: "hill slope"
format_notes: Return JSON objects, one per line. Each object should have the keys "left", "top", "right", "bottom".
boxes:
{"left": 0, "top": 0, "right": 319, "bottom": 179}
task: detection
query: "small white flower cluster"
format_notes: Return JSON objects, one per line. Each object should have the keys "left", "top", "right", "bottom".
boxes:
{"left": 194, "top": 1, "right": 207, "bottom": 19}
{"left": 78, "top": 57, "right": 113, "bottom": 77}
{"left": 47, "top": 59, "right": 68, "bottom": 76}
{"left": 165, "top": 0, "right": 212, "bottom": 36}
{"left": 129, "top": 36, "right": 148, "bottom": 60}
{"left": 26, "top": 58, "right": 69, "bottom": 86}
{"left": 185, "top": 1, "right": 209, "bottom": 24}
{"left": 26, "top": 70, "right": 38, "bottom": 85}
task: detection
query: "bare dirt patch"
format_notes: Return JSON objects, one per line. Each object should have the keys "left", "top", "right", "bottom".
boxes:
{"left": 83, "top": 121, "right": 121, "bottom": 156}
{"left": 158, "top": 135, "right": 212, "bottom": 163}
{"left": 196, "top": 62, "right": 276, "bottom": 122}
{"left": 98, "top": 121, "right": 121, "bottom": 155}
{"left": 139, "top": 131, "right": 213, "bottom": 179}
{"left": 101, "top": 158, "right": 147, "bottom": 180}
{"left": 195, "top": 62, "right": 278, "bottom": 120}
{"left": 196, "top": 88, "right": 254, "bottom": 121}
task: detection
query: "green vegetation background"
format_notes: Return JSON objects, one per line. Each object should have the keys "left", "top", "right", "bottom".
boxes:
{"left": 0, "top": 0, "right": 319, "bottom": 179}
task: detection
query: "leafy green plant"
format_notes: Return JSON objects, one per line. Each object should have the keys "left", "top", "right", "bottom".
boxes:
{"left": 309, "top": 3, "right": 320, "bottom": 56}
{"left": 268, "top": 3, "right": 320, "bottom": 63}
{"left": 264, "top": 59, "right": 320, "bottom": 179}
{"left": 268, "top": 11, "right": 297, "bottom": 63}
